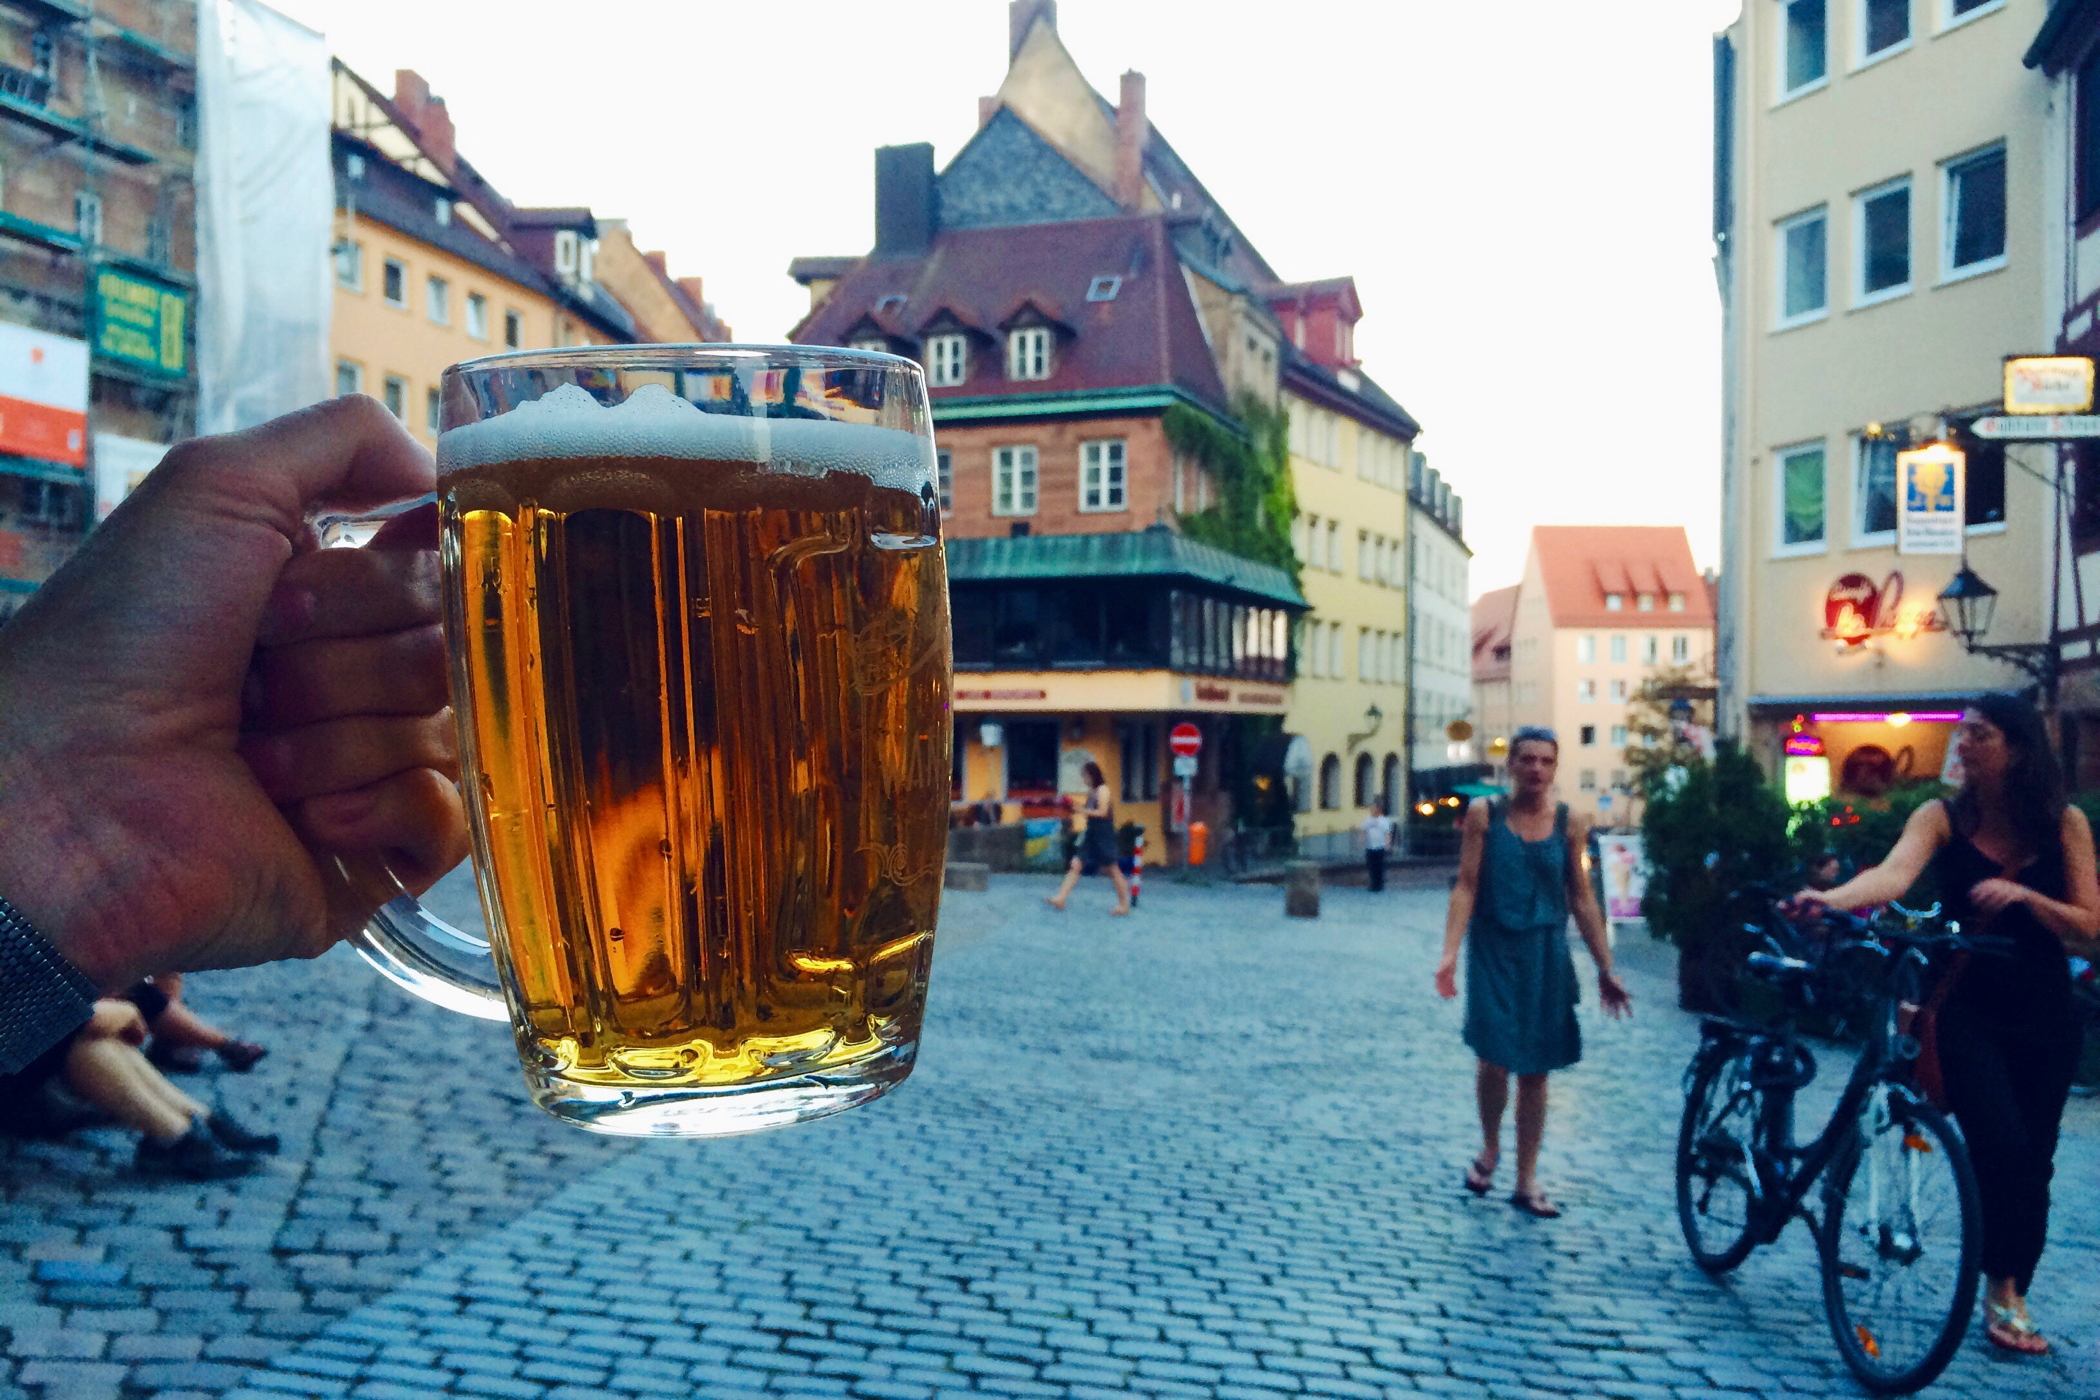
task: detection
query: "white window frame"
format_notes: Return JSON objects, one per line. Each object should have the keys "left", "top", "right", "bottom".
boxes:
{"left": 1304, "top": 617, "right": 1324, "bottom": 679}
{"left": 554, "top": 229, "right": 579, "bottom": 276}
{"left": 1329, "top": 621, "right": 1344, "bottom": 678}
{"left": 425, "top": 386, "right": 441, "bottom": 436}
{"left": 383, "top": 258, "right": 407, "bottom": 309}
{"left": 382, "top": 374, "right": 407, "bottom": 420}
{"left": 1643, "top": 634, "right": 1660, "bottom": 665}
{"left": 991, "top": 445, "right": 1038, "bottom": 517}
{"left": 1577, "top": 679, "right": 1597, "bottom": 703}
{"left": 1007, "top": 327, "right": 1050, "bottom": 381}
{"left": 426, "top": 275, "right": 450, "bottom": 326}
{"left": 1609, "top": 679, "right": 1628, "bottom": 701}
{"left": 1358, "top": 530, "right": 1373, "bottom": 580}
{"left": 334, "top": 239, "right": 363, "bottom": 291}
{"left": 1078, "top": 439, "right": 1127, "bottom": 513}
{"left": 1577, "top": 634, "right": 1596, "bottom": 664}
{"left": 851, "top": 336, "right": 888, "bottom": 354}
{"left": 1611, "top": 724, "right": 1630, "bottom": 748}
{"left": 334, "top": 359, "right": 362, "bottom": 397}
{"left": 1775, "top": 206, "right": 1830, "bottom": 329}
{"left": 1852, "top": 433, "right": 1900, "bottom": 546}
{"left": 927, "top": 334, "right": 968, "bottom": 387}
{"left": 465, "top": 292, "right": 489, "bottom": 341}
{"left": 936, "top": 450, "right": 953, "bottom": 514}
{"left": 1773, "top": 440, "right": 1830, "bottom": 556}
{"left": 1852, "top": 175, "right": 1913, "bottom": 308}
{"left": 1325, "top": 520, "right": 1341, "bottom": 574}
{"left": 1854, "top": 0, "right": 1913, "bottom": 70}
{"left": 1609, "top": 635, "right": 1627, "bottom": 664}
{"left": 1605, "top": 593, "right": 1624, "bottom": 612}
{"left": 503, "top": 308, "right": 523, "bottom": 349}
{"left": 1674, "top": 635, "right": 1692, "bottom": 664}
{"left": 1937, "top": 0, "right": 2005, "bottom": 34}
{"left": 1778, "top": 0, "right": 1831, "bottom": 103}
{"left": 1358, "top": 627, "right": 1371, "bottom": 682}
{"left": 1940, "top": 142, "right": 2008, "bottom": 284}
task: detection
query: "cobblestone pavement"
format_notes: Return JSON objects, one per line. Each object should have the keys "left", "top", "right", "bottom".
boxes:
{"left": 3, "top": 872, "right": 2095, "bottom": 1400}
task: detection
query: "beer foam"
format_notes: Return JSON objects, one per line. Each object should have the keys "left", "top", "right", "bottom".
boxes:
{"left": 437, "top": 382, "right": 935, "bottom": 491}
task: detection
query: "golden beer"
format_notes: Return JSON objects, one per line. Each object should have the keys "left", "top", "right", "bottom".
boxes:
{"left": 429, "top": 375, "right": 950, "bottom": 1133}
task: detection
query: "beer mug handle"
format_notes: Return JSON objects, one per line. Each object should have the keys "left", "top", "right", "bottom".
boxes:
{"left": 316, "top": 499, "right": 510, "bottom": 1023}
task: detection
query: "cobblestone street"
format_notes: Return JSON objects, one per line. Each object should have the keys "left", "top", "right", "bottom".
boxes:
{"left": 3, "top": 871, "right": 2095, "bottom": 1400}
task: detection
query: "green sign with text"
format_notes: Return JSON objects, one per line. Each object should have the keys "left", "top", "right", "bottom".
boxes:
{"left": 92, "top": 267, "right": 187, "bottom": 378}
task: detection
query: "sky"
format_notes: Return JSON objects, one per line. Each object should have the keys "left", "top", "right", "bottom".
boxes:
{"left": 271, "top": 0, "right": 1745, "bottom": 597}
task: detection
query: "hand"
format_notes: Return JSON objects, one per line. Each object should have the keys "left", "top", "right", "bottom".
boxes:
{"left": 1781, "top": 889, "right": 1832, "bottom": 921}
{"left": 1968, "top": 878, "right": 2032, "bottom": 916}
{"left": 1434, "top": 952, "right": 1459, "bottom": 1000}
{"left": 1598, "top": 971, "right": 1634, "bottom": 1019}
{"left": 0, "top": 397, "right": 463, "bottom": 991}
{"left": 87, "top": 999, "right": 148, "bottom": 1046}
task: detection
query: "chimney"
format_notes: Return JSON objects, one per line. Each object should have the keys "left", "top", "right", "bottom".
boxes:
{"left": 1009, "top": 0, "right": 1055, "bottom": 62}
{"left": 645, "top": 250, "right": 669, "bottom": 275}
{"left": 979, "top": 96, "right": 1001, "bottom": 129}
{"left": 1115, "top": 71, "right": 1148, "bottom": 210}
{"left": 390, "top": 70, "right": 455, "bottom": 171}
{"left": 873, "top": 143, "right": 936, "bottom": 258}
{"left": 677, "top": 276, "right": 707, "bottom": 306}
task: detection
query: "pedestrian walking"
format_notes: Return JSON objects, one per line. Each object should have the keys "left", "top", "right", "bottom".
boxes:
{"left": 1434, "top": 726, "right": 1632, "bottom": 1217}
{"left": 1045, "top": 762, "right": 1132, "bottom": 916}
{"left": 1360, "top": 800, "right": 1394, "bottom": 892}
{"left": 1791, "top": 693, "right": 2098, "bottom": 1358}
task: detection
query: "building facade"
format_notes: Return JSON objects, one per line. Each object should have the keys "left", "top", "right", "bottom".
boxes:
{"left": 788, "top": 1, "right": 1432, "bottom": 862}
{"left": 1278, "top": 283, "right": 1421, "bottom": 839}
{"left": 329, "top": 65, "right": 719, "bottom": 451}
{"left": 1406, "top": 452, "right": 1473, "bottom": 802}
{"left": 1471, "top": 584, "right": 1519, "bottom": 785}
{"left": 1502, "top": 527, "right": 1715, "bottom": 824}
{"left": 0, "top": 0, "right": 196, "bottom": 618}
{"left": 1716, "top": 0, "right": 2056, "bottom": 791}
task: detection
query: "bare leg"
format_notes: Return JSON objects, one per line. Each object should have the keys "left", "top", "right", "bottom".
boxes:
{"left": 1475, "top": 1060, "right": 1508, "bottom": 1167}
{"left": 145, "top": 1000, "right": 230, "bottom": 1052}
{"left": 1047, "top": 859, "right": 1082, "bottom": 910}
{"left": 1108, "top": 864, "right": 1133, "bottom": 914}
{"left": 62, "top": 1037, "right": 197, "bottom": 1141}
{"left": 1514, "top": 1073, "right": 1550, "bottom": 1198}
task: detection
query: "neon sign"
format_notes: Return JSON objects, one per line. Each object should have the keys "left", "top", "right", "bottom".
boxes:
{"left": 1820, "top": 572, "right": 1947, "bottom": 648}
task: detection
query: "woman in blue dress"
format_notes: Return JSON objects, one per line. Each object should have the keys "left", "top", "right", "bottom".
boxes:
{"left": 1435, "top": 726, "right": 1632, "bottom": 1216}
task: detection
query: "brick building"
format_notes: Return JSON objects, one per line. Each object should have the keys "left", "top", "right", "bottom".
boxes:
{"left": 0, "top": 0, "right": 196, "bottom": 616}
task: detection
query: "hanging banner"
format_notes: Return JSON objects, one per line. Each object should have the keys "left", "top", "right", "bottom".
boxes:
{"left": 2003, "top": 355, "right": 2094, "bottom": 415}
{"left": 92, "top": 267, "right": 189, "bottom": 378}
{"left": 0, "top": 322, "right": 88, "bottom": 467}
{"left": 1896, "top": 442, "right": 1964, "bottom": 556}
{"left": 1595, "top": 833, "right": 1647, "bottom": 925}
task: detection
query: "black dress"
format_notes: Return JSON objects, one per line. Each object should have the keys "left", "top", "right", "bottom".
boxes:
{"left": 1930, "top": 806, "right": 2084, "bottom": 1295}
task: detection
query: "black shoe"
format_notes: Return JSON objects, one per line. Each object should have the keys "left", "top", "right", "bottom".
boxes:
{"left": 135, "top": 1121, "right": 260, "bottom": 1181}
{"left": 215, "top": 1041, "right": 268, "bottom": 1073}
{"left": 205, "top": 1108, "right": 279, "bottom": 1155}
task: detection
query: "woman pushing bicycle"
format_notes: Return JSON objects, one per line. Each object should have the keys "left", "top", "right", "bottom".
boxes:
{"left": 1790, "top": 692, "right": 2099, "bottom": 1358}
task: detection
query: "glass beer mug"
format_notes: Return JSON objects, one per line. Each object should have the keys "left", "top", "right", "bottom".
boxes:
{"left": 338, "top": 346, "right": 952, "bottom": 1137}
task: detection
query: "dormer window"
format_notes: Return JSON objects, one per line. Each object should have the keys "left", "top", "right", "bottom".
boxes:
{"left": 578, "top": 239, "right": 596, "bottom": 284}
{"left": 1668, "top": 591, "right": 1687, "bottom": 612}
{"left": 554, "top": 229, "right": 579, "bottom": 277}
{"left": 434, "top": 197, "right": 452, "bottom": 227}
{"left": 1605, "top": 593, "right": 1624, "bottom": 612}
{"left": 927, "top": 334, "right": 968, "bottom": 387}
{"left": 1637, "top": 593, "right": 1655, "bottom": 612}
{"left": 1007, "top": 327, "right": 1050, "bottom": 381}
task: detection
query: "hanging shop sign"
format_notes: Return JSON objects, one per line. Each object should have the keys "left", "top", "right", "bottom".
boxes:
{"left": 0, "top": 323, "right": 87, "bottom": 467}
{"left": 91, "top": 267, "right": 189, "bottom": 379}
{"left": 1896, "top": 442, "right": 1964, "bottom": 556}
{"left": 1820, "top": 571, "right": 1946, "bottom": 648}
{"left": 2003, "top": 355, "right": 2095, "bottom": 415}
{"left": 1970, "top": 413, "right": 2100, "bottom": 440}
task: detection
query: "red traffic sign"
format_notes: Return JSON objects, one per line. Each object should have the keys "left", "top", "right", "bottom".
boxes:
{"left": 1169, "top": 723, "right": 1203, "bottom": 758}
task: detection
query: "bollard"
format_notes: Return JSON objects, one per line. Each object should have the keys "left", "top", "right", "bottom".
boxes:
{"left": 1284, "top": 860, "right": 1321, "bottom": 918}
{"left": 944, "top": 861, "right": 991, "bottom": 892}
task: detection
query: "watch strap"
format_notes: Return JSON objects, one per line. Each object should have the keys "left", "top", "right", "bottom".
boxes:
{"left": 0, "top": 890, "right": 97, "bottom": 1075}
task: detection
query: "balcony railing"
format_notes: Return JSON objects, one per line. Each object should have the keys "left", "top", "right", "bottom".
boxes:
{"left": 0, "top": 64, "right": 53, "bottom": 108}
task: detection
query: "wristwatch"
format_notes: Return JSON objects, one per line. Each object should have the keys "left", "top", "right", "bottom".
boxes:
{"left": 0, "top": 890, "right": 97, "bottom": 1074}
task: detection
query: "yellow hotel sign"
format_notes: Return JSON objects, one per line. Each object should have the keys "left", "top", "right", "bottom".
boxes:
{"left": 92, "top": 268, "right": 187, "bottom": 378}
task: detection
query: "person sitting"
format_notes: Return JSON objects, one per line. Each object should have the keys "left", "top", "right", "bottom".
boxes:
{"left": 0, "top": 999, "right": 276, "bottom": 1179}
{"left": 126, "top": 975, "right": 267, "bottom": 1073}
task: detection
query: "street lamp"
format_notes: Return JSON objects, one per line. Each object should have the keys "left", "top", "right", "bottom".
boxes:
{"left": 1347, "top": 703, "right": 1384, "bottom": 752}
{"left": 1936, "top": 560, "right": 2054, "bottom": 694}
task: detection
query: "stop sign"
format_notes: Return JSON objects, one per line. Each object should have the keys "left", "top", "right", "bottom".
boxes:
{"left": 1169, "top": 723, "right": 1203, "bottom": 758}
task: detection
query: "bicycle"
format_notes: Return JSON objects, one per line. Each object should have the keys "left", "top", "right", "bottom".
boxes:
{"left": 1675, "top": 900, "right": 2005, "bottom": 1395}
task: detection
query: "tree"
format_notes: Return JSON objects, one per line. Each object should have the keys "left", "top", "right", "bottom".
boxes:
{"left": 1624, "top": 663, "right": 1717, "bottom": 794}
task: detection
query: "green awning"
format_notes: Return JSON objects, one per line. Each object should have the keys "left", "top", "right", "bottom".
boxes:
{"left": 946, "top": 530, "right": 1306, "bottom": 610}
{"left": 0, "top": 455, "right": 87, "bottom": 486}
{"left": 1452, "top": 782, "right": 1507, "bottom": 799}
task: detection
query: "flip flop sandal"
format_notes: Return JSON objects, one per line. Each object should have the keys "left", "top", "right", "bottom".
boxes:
{"left": 1463, "top": 1155, "right": 1497, "bottom": 1195}
{"left": 1985, "top": 1304, "right": 2049, "bottom": 1356}
{"left": 1510, "top": 1190, "right": 1562, "bottom": 1219}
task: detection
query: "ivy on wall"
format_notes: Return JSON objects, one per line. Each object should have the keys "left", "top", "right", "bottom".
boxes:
{"left": 1163, "top": 395, "right": 1299, "bottom": 590}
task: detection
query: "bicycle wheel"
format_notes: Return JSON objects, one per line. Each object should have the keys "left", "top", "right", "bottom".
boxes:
{"left": 1676, "top": 1046, "right": 1761, "bottom": 1273}
{"left": 1818, "top": 1089, "right": 1981, "bottom": 1394}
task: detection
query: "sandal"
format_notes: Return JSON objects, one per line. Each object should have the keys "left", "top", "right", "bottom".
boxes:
{"left": 1463, "top": 1153, "right": 1497, "bottom": 1196}
{"left": 1984, "top": 1303, "right": 2049, "bottom": 1356}
{"left": 1509, "top": 1189, "right": 1562, "bottom": 1219}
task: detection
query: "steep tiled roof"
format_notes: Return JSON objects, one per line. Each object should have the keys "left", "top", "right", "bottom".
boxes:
{"left": 1529, "top": 526, "right": 1713, "bottom": 629}
{"left": 1471, "top": 585, "right": 1519, "bottom": 684}
{"left": 792, "top": 214, "right": 1230, "bottom": 414}
{"left": 1280, "top": 345, "right": 1419, "bottom": 441}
